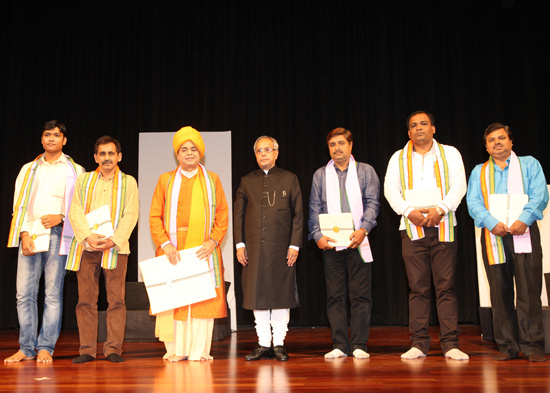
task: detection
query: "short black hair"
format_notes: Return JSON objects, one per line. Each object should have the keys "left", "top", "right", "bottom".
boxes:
{"left": 42, "top": 120, "right": 66, "bottom": 136}
{"left": 406, "top": 111, "right": 435, "bottom": 129}
{"left": 94, "top": 135, "right": 121, "bottom": 154}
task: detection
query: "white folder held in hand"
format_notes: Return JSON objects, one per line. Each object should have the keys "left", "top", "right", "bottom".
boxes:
{"left": 86, "top": 205, "right": 114, "bottom": 238}
{"left": 23, "top": 220, "right": 51, "bottom": 253}
{"left": 139, "top": 246, "right": 216, "bottom": 315}
{"left": 319, "top": 213, "right": 354, "bottom": 247}
{"left": 404, "top": 188, "right": 442, "bottom": 209}
{"left": 489, "top": 194, "right": 528, "bottom": 227}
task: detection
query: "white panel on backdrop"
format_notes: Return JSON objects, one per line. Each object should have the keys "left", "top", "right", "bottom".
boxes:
{"left": 476, "top": 185, "right": 550, "bottom": 308}
{"left": 138, "top": 131, "right": 236, "bottom": 330}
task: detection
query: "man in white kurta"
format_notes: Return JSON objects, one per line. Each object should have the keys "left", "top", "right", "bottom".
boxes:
{"left": 5, "top": 120, "right": 84, "bottom": 364}
{"left": 384, "top": 111, "right": 468, "bottom": 360}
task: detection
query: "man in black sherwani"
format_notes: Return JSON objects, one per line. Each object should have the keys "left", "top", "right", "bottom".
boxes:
{"left": 234, "top": 136, "right": 303, "bottom": 362}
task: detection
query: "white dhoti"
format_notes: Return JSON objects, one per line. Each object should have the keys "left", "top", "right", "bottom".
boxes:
{"left": 158, "top": 307, "right": 214, "bottom": 361}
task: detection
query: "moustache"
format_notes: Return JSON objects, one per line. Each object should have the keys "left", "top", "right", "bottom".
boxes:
{"left": 101, "top": 160, "right": 113, "bottom": 165}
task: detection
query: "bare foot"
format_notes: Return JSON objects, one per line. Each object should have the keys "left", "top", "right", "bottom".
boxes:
{"left": 168, "top": 355, "right": 187, "bottom": 362}
{"left": 4, "top": 351, "right": 35, "bottom": 363}
{"left": 37, "top": 350, "right": 53, "bottom": 363}
{"left": 189, "top": 355, "right": 213, "bottom": 361}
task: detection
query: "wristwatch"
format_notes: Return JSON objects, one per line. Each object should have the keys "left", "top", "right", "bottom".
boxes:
{"left": 436, "top": 207, "right": 445, "bottom": 217}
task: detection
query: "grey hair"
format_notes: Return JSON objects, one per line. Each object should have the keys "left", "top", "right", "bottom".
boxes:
{"left": 253, "top": 136, "right": 279, "bottom": 152}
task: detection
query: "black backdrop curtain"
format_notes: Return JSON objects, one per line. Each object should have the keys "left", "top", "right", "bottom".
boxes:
{"left": 1, "top": 0, "right": 548, "bottom": 329}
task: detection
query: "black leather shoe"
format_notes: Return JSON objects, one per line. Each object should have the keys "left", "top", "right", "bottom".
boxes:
{"left": 245, "top": 345, "right": 274, "bottom": 361}
{"left": 273, "top": 345, "right": 289, "bottom": 361}
{"left": 494, "top": 353, "right": 518, "bottom": 361}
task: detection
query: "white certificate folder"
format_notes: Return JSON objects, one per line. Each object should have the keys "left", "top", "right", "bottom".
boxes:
{"left": 405, "top": 188, "right": 442, "bottom": 209}
{"left": 319, "top": 213, "right": 354, "bottom": 247}
{"left": 86, "top": 205, "right": 114, "bottom": 238}
{"left": 23, "top": 220, "right": 51, "bottom": 253}
{"left": 138, "top": 246, "right": 216, "bottom": 315}
{"left": 489, "top": 194, "right": 528, "bottom": 227}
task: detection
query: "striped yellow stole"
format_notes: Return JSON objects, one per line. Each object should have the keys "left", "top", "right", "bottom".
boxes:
{"left": 8, "top": 154, "right": 79, "bottom": 248}
{"left": 399, "top": 141, "right": 454, "bottom": 242}
{"left": 65, "top": 167, "right": 127, "bottom": 271}
{"left": 164, "top": 164, "right": 222, "bottom": 287}
{"left": 480, "top": 155, "right": 526, "bottom": 265}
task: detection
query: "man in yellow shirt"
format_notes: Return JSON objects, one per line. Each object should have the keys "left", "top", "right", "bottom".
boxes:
{"left": 68, "top": 136, "right": 139, "bottom": 363}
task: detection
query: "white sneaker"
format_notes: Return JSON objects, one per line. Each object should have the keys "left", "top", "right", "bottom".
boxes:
{"left": 324, "top": 349, "right": 347, "bottom": 359}
{"left": 444, "top": 348, "right": 469, "bottom": 360}
{"left": 352, "top": 349, "right": 370, "bottom": 359}
{"left": 401, "top": 347, "right": 426, "bottom": 359}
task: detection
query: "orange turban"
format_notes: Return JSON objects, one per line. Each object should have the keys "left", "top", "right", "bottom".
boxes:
{"left": 173, "top": 126, "right": 205, "bottom": 157}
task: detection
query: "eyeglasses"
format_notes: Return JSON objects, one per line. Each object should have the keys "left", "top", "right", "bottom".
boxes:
{"left": 255, "top": 147, "right": 277, "bottom": 154}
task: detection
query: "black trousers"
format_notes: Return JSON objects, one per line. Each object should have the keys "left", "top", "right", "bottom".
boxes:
{"left": 401, "top": 228, "right": 460, "bottom": 354}
{"left": 323, "top": 248, "right": 372, "bottom": 354}
{"left": 481, "top": 223, "right": 545, "bottom": 357}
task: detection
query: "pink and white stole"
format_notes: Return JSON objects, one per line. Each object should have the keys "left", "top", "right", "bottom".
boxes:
{"left": 480, "top": 151, "right": 531, "bottom": 265}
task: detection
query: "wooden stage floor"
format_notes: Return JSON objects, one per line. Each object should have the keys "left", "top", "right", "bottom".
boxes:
{"left": 1, "top": 325, "right": 548, "bottom": 392}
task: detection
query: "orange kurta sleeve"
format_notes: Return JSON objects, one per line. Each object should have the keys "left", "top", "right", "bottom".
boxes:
{"left": 209, "top": 172, "right": 229, "bottom": 246}
{"left": 149, "top": 172, "right": 171, "bottom": 254}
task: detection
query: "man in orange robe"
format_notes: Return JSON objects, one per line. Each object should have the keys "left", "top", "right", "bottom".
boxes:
{"left": 149, "top": 126, "right": 228, "bottom": 361}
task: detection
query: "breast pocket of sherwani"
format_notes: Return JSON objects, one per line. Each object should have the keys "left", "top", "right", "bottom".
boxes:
{"left": 276, "top": 190, "right": 291, "bottom": 226}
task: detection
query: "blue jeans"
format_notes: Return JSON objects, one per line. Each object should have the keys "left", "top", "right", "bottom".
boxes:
{"left": 16, "top": 225, "right": 67, "bottom": 357}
